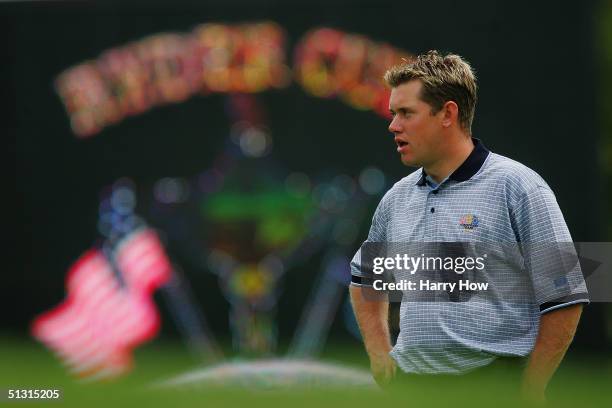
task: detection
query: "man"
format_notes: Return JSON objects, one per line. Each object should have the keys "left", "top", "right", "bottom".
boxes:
{"left": 349, "top": 50, "right": 589, "bottom": 401}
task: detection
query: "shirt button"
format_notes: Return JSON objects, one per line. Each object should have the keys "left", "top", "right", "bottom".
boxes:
{"left": 430, "top": 207, "right": 435, "bottom": 213}
{"left": 432, "top": 190, "right": 438, "bottom": 195}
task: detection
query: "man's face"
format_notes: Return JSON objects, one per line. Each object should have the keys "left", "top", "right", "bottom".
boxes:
{"left": 388, "top": 80, "right": 445, "bottom": 167}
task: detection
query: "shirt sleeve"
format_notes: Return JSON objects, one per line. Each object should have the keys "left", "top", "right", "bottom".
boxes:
{"left": 511, "top": 186, "right": 589, "bottom": 314}
{"left": 350, "top": 195, "right": 388, "bottom": 287}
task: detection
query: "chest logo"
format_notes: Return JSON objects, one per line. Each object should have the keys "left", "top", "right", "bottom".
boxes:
{"left": 459, "top": 214, "right": 480, "bottom": 231}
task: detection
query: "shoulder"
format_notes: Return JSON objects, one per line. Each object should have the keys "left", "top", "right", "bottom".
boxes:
{"left": 481, "top": 152, "right": 554, "bottom": 202}
{"left": 381, "top": 170, "right": 421, "bottom": 202}
{"left": 370, "top": 170, "right": 421, "bottom": 217}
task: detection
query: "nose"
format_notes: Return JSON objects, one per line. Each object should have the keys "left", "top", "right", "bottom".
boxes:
{"left": 388, "top": 115, "right": 401, "bottom": 134}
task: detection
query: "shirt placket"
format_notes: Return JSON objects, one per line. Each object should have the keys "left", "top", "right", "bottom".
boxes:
{"left": 423, "top": 185, "right": 440, "bottom": 241}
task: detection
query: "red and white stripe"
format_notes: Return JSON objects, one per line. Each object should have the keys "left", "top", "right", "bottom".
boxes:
{"left": 114, "top": 228, "right": 172, "bottom": 294}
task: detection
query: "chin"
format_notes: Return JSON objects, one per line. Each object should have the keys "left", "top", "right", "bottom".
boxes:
{"left": 400, "top": 156, "right": 419, "bottom": 167}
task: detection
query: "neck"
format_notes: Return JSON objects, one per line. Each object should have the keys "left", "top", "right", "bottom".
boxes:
{"left": 424, "top": 134, "right": 475, "bottom": 183}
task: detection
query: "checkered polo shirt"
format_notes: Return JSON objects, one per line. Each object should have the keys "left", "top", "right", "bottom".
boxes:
{"left": 350, "top": 139, "right": 589, "bottom": 374}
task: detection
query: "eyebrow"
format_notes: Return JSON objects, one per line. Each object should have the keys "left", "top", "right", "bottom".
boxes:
{"left": 389, "top": 106, "right": 415, "bottom": 115}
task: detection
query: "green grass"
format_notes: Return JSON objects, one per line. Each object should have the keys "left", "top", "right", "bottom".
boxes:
{"left": 0, "top": 336, "right": 610, "bottom": 407}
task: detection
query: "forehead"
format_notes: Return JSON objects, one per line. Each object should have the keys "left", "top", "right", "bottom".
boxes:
{"left": 389, "top": 80, "right": 424, "bottom": 109}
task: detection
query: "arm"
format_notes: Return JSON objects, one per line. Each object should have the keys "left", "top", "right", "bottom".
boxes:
{"left": 521, "top": 304, "right": 583, "bottom": 402}
{"left": 510, "top": 188, "right": 588, "bottom": 401}
{"left": 349, "top": 285, "right": 396, "bottom": 385}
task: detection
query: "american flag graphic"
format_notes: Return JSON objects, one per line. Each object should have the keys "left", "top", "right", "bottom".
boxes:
{"left": 31, "top": 228, "right": 172, "bottom": 379}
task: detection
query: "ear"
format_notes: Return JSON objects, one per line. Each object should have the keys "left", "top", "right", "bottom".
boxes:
{"left": 440, "top": 101, "right": 459, "bottom": 128}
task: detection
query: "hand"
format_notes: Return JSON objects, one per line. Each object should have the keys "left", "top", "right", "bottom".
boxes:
{"left": 370, "top": 352, "right": 397, "bottom": 387}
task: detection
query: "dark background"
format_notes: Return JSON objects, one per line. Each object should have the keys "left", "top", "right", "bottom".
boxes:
{"left": 6, "top": 0, "right": 610, "bottom": 349}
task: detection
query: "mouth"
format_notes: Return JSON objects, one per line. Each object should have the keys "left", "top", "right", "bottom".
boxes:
{"left": 395, "top": 139, "right": 409, "bottom": 152}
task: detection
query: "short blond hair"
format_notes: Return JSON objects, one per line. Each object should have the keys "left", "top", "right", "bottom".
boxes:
{"left": 384, "top": 50, "right": 477, "bottom": 133}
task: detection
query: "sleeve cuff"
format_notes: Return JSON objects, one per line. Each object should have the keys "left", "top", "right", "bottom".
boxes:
{"left": 540, "top": 292, "right": 590, "bottom": 314}
{"left": 350, "top": 275, "right": 374, "bottom": 287}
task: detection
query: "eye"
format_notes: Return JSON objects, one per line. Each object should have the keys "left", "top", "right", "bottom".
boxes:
{"left": 398, "top": 109, "right": 411, "bottom": 117}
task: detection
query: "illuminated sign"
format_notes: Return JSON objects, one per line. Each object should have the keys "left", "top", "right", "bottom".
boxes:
{"left": 55, "top": 23, "right": 411, "bottom": 137}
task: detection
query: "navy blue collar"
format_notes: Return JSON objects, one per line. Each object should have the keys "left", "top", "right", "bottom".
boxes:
{"left": 416, "top": 138, "right": 490, "bottom": 186}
